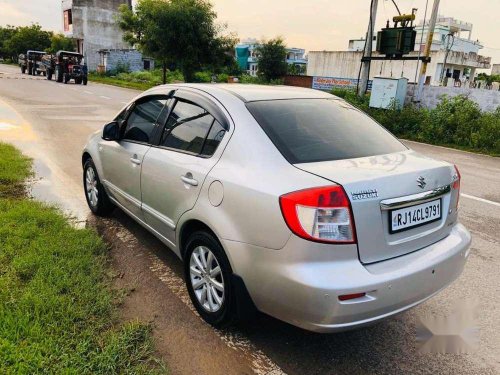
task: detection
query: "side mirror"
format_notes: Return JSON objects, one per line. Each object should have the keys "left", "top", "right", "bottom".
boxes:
{"left": 102, "top": 121, "right": 120, "bottom": 141}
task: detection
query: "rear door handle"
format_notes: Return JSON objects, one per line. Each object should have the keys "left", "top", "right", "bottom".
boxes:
{"left": 130, "top": 155, "right": 141, "bottom": 165}
{"left": 181, "top": 173, "right": 198, "bottom": 187}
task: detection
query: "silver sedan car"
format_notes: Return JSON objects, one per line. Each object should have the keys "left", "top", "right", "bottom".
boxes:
{"left": 82, "top": 84, "right": 471, "bottom": 332}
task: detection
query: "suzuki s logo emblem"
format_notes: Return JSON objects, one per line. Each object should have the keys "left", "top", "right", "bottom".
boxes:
{"left": 417, "top": 176, "right": 427, "bottom": 189}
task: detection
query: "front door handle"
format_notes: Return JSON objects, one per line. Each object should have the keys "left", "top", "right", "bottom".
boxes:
{"left": 181, "top": 173, "right": 198, "bottom": 187}
{"left": 130, "top": 154, "right": 141, "bottom": 165}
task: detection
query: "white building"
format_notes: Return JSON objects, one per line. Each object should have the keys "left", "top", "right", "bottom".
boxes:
{"left": 62, "top": 0, "right": 132, "bottom": 71}
{"left": 322, "top": 16, "right": 491, "bottom": 86}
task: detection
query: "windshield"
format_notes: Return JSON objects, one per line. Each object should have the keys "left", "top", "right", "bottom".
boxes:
{"left": 246, "top": 98, "right": 407, "bottom": 164}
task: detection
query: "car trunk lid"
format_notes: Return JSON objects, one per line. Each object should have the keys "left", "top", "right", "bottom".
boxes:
{"left": 295, "top": 150, "right": 457, "bottom": 264}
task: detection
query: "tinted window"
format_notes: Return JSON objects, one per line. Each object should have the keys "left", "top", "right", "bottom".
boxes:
{"left": 201, "top": 121, "right": 226, "bottom": 157}
{"left": 122, "top": 97, "right": 167, "bottom": 143}
{"left": 246, "top": 99, "right": 407, "bottom": 163}
{"left": 114, "top": 104, "right": 132, "bottom": 123}
{"left": 161, "top": 100, "right": 214, "bottom": 154}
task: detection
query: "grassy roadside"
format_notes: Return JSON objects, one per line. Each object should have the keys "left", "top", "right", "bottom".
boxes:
{"left": 88, "top": 72, "right": 156, "bottom": 91}
{"left": 0, "top": 142, "right": 165, "bottom": 374}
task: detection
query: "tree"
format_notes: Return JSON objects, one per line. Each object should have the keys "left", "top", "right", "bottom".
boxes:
{"left": 4, "top": 24, "right": 52, "bottom": 60}
{"left": 0, "top": 25, "right": 18, "bottom": 60}
{"left": 48, "top": 34, "right": 76, "bottom": 54}
{"left": 287, "top": 63, "right": 306, "bottom": 76}
{"left": 256, "top": 38, "right": 288, "bottom": 82}
{"left": 118, "top": 0, "right": 237, "bottom": 83}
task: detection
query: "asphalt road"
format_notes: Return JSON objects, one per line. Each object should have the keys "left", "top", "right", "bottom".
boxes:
{"left": 1, "top": 63, "right": 499, "bottom": 375}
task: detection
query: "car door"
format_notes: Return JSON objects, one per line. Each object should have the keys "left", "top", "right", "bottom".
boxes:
{"left": 99, "top": 95, "right": 169, "bottom": 219}
{"left": 141, "top": 91, "right": 229, "bottom": 245}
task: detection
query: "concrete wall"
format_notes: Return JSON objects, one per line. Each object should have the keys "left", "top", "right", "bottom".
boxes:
{"left": 62, "top": 0, "right": 130, "bottom": 71}
{"left": 307, "top": 50, "right": 491, "bottom": 85}
{"left": 102, "top": 49, "right": 154, "bottom": 72}
{"left": 492, "top": 64, "right": 500, "bottom": 75}
{"left": 406, "top": 84, "right": 500, "bottom": 112}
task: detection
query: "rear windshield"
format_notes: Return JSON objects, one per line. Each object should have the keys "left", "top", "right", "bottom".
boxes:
{"left": 246, "top": 99, "right": 407, "bottom": 164}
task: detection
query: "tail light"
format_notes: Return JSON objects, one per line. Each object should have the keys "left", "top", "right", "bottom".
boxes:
{"left": 279, "top": 185, "right": 357, "bottom": 244}
{"left": 452, "top": 165, "right": 461, "bottom": 209}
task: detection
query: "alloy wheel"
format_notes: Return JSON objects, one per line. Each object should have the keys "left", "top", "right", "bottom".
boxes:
{"left": 85, "top": 167, "right": 99, "bottom": 207}
{"left": 189, "top": 246, "right": 225, "bottom": 313}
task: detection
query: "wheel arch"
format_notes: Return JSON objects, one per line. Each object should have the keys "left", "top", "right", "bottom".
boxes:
{"left": 82, "top": 151, "right": 92, "bottom": 167}
{"left": 179, "top": 219, "right": 222, "bottom": 262}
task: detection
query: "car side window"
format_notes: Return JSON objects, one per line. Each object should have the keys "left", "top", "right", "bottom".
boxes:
{"left": 160, "top": 100, "right": 215, "bottom": 155}
{"left": 122, "top": 97, "right": 168, "bottom": 144}
{"left": 201, "top": 120, "right": 226, "bottom": 157}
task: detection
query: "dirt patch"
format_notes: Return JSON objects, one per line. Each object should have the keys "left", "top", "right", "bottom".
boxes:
{"left": 89, "top": 211, "right": 258, "bottom": 375}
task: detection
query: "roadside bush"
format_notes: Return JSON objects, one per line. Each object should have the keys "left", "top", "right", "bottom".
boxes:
{"left": 331, "top": 89, "right": 499, "bottom": 155}
{"left": 216, "top": 73, "right": 229, "bottom": 83}
{"left": 239, "top": 74, "right": 264, "bottom": 84}
{"left": 193, "top": 71, "right": 212, "bottom": 83}
{"left": 429, "top": 95, "right": 482, "bottom": 146}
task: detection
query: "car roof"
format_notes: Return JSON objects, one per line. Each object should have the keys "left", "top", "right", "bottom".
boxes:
{"left": 165, "top": 83, "right": 333, "bottom": 102}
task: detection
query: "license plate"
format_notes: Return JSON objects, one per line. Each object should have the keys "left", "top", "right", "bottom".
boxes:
{"left": 390, "top": 199, "right": 441, "bottom": 233}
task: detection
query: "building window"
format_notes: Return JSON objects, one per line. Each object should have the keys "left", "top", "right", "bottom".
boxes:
{"left": 64, "top": 9, "right": 73, "bottom": 32}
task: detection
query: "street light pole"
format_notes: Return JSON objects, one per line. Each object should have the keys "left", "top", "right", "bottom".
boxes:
{"left": 358, "top": 0, "right": 378, "bottom": 97}
{"left": 415, "top": 0, "right": 440, "bottom": 102}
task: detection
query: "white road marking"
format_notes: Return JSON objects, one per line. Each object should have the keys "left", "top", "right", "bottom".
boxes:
{"left": 84, "top": 90, "right": 93, "bottom": 95}
{"left": 0, "top": 122, "right": 17, "bottom": 130}
{"left": 100, "top": 95, "right": 112, "bottom": 100}
{"left": 462, "top": 194, "right": 500, "bottom": 208}
{"left": 121, "top": 101, "right": 128, "bottom": 104}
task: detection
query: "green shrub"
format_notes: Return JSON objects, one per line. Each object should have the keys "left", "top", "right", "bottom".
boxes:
{"left": 193, "top": 71, "right": 212, "bottom": 83}
{"left": 430, "top": 95, "right": 482, "bottom": 146}
{"left": 330, "top": 89, "right": 499, "bottom": 155}
{"left": 216, "top": 73, "right": 229, "bottom": 83}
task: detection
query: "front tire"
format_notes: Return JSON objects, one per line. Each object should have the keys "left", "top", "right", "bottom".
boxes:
{"left": 184, "top": 231, "right": 237, "bottom": 327}
{"left": 83, "top": 159, "right": 114, "bottom": 216}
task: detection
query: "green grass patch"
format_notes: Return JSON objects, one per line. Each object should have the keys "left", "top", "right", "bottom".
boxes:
{"left": 0, "top": 144, "right": 165, "bottom": 374}
{"left": 88, "top": 69, "right": 184, "bottom": 91}
{"left": 0, "top": 142, "right": 32, "bottom": 198}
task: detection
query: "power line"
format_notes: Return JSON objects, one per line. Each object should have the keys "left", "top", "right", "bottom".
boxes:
{"left": 390, "top": 0, "right": 402, "bottom": 16}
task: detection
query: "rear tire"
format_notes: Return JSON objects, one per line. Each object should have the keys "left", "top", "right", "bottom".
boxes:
{"left": 83, "top": 77, "right": 88, "bottom": 85}
{"left": 184, "top": 231, "right": 238, "bottom": 328}
{"left": 55, "top": 66, "right": 63, "bottom": 83}
{"left": 83, "top": 158, "right": 115, "bottom": 216}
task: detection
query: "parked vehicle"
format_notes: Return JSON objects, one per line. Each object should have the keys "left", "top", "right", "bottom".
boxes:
{"left": 53, "top": 51, "right": 88, "bottom": 85}
{"left": 82, "top": 84, "right": 471, "bottom": 333}
{"left": 18, "top": 50, "right": 45, "bottom": 75}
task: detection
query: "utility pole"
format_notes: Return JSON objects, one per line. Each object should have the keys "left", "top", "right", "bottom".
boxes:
{"left": 415, "top": 0, "right": 440, "bottom": 102}
{"left": 358, "top": 0, "right": 378, "bottom": 97}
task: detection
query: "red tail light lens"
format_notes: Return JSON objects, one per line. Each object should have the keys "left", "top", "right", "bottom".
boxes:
{"left": 453, "top": 165, "right": 461, "bottom": 209}
{"left": 279, "top": 185, "right": 357, "bottom": 244}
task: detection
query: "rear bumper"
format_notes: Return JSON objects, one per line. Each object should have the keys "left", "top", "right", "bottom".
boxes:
{"left": 223, "top": 223, "right": 471, "bottom": 333}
